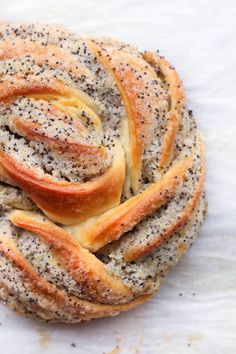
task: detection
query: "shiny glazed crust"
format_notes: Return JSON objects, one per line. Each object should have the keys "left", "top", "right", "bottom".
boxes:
{"left": 0, "top": 23, "right": 207, "bottom": 322}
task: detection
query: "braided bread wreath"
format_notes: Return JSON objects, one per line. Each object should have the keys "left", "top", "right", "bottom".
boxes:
{"left": 0, "top": 23, "right": 207, "bottom": 323}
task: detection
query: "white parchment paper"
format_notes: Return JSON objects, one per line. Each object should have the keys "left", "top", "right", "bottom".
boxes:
{"left": 0, "top": 1, "right": 235, "bottom": 353}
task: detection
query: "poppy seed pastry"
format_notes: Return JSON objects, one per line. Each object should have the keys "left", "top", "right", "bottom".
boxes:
{"left": 0, "top": 23, "right": 207, "bottom": 323}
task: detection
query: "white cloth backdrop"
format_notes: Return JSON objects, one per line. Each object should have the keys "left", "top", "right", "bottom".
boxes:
{"left": 0, "top": 0, "right": 235, "bottom": 353}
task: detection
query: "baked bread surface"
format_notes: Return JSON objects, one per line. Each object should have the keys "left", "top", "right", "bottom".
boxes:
{"left": 0, "top": 23, "right": 207, "bottom": 322}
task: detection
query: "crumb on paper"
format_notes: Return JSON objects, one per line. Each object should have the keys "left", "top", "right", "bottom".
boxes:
{"left": 104, "top": 345, "right": 120, "bottom": 354}
{"left": 116, "top": 336, "right": 121, "bottom": 344}
{"left": 186, "top": 334, "right": 202, "bottom": 349}
{"left": 128, "top": 336, "right": 144, "bottom": 354}
{"left": 128, "top": 346, "right": 141, "bottom": 354}
{"left": 37, "top": 327, "right": 51, "bottom": 349}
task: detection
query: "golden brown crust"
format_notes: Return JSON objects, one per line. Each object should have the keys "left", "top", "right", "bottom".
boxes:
{"left": 0, "top": 77, "right": 70, "bottom": 102}
{"left": 124, "top": 139, "right": 206, "bottom": 261}
{"left": 9, "top": 210, "right": 132, "bottom": 303}
{"left": 14, "top": 115, "right": 108, "bottom": 161}
{"left": 0, "top": 145, "right": 125, "bottom": 224}
{"left": 0, "top": 38, "right": 93, "bottom": 83}
{"left": 89, "top": 41, "right": 157, "bottom": 194}
{"left": 0, "top": 236, "right": 150, "bottom": 321}
{"left": 142, "top": 52, "right": 186, "bottom": 169}
{"left": 66, "top": 156, "right": 193, "bottom": 252}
